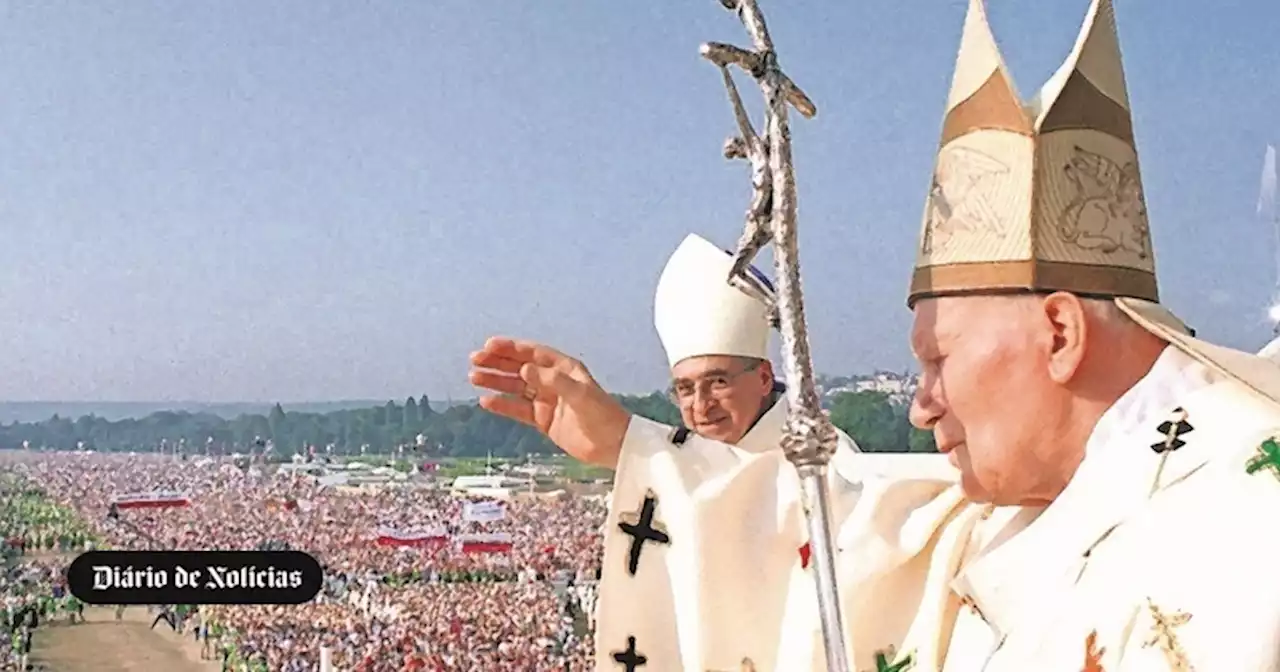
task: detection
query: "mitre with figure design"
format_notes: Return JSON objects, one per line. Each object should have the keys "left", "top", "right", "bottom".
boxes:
{"left": 910, "top": 0, "right": 1280, "bottom": 412}
{"left": 911, "top": 0, "right": 1153, "bottom": 306}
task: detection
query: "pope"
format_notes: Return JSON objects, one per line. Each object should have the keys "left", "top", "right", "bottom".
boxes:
{"left": 814, "top": 0, "right": 1280, "bottom": 668}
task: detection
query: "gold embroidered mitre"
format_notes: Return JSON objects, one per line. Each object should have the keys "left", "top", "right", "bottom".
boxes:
{"left": 909, "top": 0, "right": 1156, "bottom": 307}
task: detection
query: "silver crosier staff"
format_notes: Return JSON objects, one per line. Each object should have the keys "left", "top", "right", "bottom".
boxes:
{"left": 699, "top": 1, "right": 851, "bottom": 670}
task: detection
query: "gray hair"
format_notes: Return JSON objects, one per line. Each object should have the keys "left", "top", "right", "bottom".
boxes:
{"left": 1079, "top": 297, "right": 1148, "bottom": 338}
{"left": 1000, "top": 293, "right": 1148, "bottom": 340}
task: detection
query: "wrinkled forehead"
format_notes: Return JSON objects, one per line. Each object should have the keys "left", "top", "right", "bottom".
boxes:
{"left": 910, "top": 295, "right": 1031, "bottom": 358}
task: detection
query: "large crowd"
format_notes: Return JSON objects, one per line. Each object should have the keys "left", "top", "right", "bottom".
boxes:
{"left": 0, "top": 484, "right": 90, "bottom": 672}
{"left": 0, "top": 451, "right": 608, "bottom": 671}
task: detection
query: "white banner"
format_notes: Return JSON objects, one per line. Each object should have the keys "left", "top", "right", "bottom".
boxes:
{"left": 463, "top": 500, "right": 506, "bottom": 523}
{"left": 316, "top": 473, "right": 349, "bottom": 487}
{"left": 456, "top": 532, "right": 513, "bottom": 543}
{"left": 111, "top": 491, "right": 190, "bottom": 508}
{"left": 375, "top": 526, "right": 448, "bottom": 542}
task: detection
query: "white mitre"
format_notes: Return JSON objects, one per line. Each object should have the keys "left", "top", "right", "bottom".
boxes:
{"left": 654, "top": 233, "right": 774, "bottom": 369}
{"left": 912, "top": 0, "right": 1280, "bottom": 408}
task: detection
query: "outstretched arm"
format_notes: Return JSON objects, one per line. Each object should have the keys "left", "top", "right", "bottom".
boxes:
{"left": 469, "top": 336, "right": 751, "bottom": 472}
{"left": 468, "top": 336, "right": 631, "bottom": 468}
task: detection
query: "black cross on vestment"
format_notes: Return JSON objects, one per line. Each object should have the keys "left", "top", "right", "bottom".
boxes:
{"left": 1151, "top": 407, "right": 1194, "bottom": 453}
{"left": 618, "top": 491, "right": 670, "bottom": 576}
{"left": 612, "top": 635, "right": 647, "bottom": 671}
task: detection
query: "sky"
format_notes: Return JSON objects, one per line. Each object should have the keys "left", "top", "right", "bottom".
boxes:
{"left": 0, "top": 0, "right": 1275, "bottom": 402}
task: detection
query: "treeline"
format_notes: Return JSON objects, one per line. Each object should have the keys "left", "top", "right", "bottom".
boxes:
{"left": 0, "top": 390, "right": 934, "bottom": 456}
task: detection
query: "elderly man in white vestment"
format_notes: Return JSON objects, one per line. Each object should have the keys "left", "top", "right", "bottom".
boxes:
{"left": 471, "top": 232, "right": 920, "bottom": 670}
{"left": 850, "top": 2, "right": 1280, "bottom": 668}
{"left": 472, "top": 0, "right": 1280, "bottom": 670}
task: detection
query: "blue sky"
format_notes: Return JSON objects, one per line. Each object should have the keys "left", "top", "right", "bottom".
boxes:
{"left": 0, "top": 1, "right": 1275, "bottom": 402}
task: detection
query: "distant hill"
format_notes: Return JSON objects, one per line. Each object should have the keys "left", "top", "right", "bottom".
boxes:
{"left": 0, "top": 399, "right": 472, "bottom": 424}
{"left": 0, "top": 384, "right": 934, "bottom": 456}
{"left": 0, "top": 384, "right": 936, "bottom": 458}
{"left": 0, "top": 394, "right": 665, "bottom": 457}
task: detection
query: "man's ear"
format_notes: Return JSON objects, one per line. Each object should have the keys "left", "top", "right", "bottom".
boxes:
{"left": 756, "top": 359, "right": 776, "bottom": 389}
{"left": 1039, "top": 292, "right": 1088, "bottom": 384}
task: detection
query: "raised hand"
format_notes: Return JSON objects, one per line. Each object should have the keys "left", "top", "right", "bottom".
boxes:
{"left": 468, "top": 336, "right": 631, "bottom": 468}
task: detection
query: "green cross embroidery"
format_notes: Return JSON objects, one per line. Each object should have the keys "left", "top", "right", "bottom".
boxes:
{"left": 1246, "top": 438, "right": 1280, "bottom": 482}
{"left": 871, "top": 648, "right": 914, "bottom": 672}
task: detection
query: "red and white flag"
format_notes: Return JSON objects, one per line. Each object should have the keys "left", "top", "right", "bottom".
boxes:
{"left": 458, "top": 532, "right": 513, "bottom": 554}
{"left": 111, "top": 491, "right": 190, "bottom": 509}
{"left": 374, "top": 526, "right": 449, "bottom": 548}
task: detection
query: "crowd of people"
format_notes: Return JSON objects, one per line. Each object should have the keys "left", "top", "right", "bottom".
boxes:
{"left": 0, "top": 451, "right": 607, "bottom": 671}
{"left": 0, "top": 483, "right": 90, "bottom": 671}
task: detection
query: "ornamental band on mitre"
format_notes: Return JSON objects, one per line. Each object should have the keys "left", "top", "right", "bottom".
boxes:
{"left": 909, "top": 0, "right": 1155, "bottom": 307}
{"left": 654, "top": 233, "right": 775, "bottom": 369}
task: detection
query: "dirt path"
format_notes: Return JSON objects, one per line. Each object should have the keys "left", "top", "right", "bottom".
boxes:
{"left": 30, "top": 606, "right": 218, "bottom": 672}
{"left": 14, "top": 551, "right": 80, "bottom": 568}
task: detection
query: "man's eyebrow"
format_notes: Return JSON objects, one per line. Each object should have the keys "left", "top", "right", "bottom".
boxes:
{"left": 913, "top": 317, "right": 960, "bottom": 359}
{"left": 673, "top": 368, "right": 732, "bottom": 382}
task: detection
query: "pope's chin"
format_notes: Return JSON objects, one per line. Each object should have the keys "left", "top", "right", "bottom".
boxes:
{"left": 943, "top": 443, "right": 994, "bottom": 504}
{"left": 956, "top": 471, "right": 991, "bottom": 503}
{"left": 956, "top": 468, "right": 1021, "bottom": 507}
